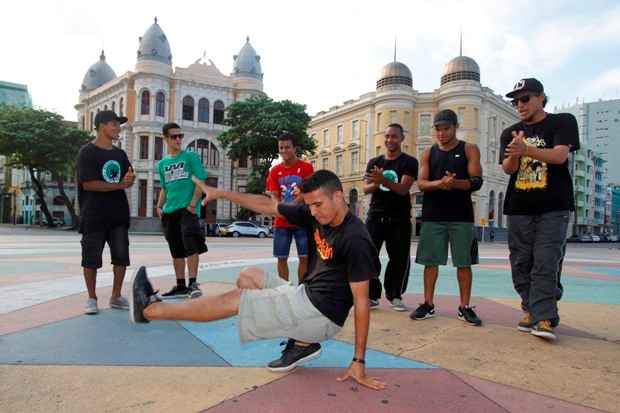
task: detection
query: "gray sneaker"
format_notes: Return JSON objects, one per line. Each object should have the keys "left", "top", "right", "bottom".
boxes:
{"left": 84, "top": 298, "right": 98, "bottom": 315}
{"left": 109, "top": 295, "right": 129, "bottom": 310}
{"left": 369, "top": 299, "right": 380, "bottom": 309}
{"left": 390, "top": 298, "right": 407, "bottom": 312}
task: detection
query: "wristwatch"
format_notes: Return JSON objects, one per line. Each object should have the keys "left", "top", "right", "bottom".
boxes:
{"left": 352, "top": 357, "right": 365, "bottom": 364}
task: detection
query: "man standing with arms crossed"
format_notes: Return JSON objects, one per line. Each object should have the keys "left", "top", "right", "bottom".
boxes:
{"left": 156, "top": 123, "right": 208, "bottom": 299}
{"left": 266, "top": 132, "right": 314, "bottom": 283}
{"left": 364, "top": 123, "right": 418, "bottom": 311}
{"left": 501, "top": 78, "right": 579, "bottom": 340}
{"left": 77, "top": 110, "right": 135, "bottom": 315}
{"left": 412, "top": 109, "right": 483, "bottom": 326}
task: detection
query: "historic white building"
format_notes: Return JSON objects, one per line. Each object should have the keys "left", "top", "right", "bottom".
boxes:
{"left": 308, "top": 49, "right": 519, "bottom": 237}
{"left": 75, "top": 18, "right": 264, "bottom": 227}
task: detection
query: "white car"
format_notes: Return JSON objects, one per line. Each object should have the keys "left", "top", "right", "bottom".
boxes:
{"left": 221, "top": 221, "right": 269, "bottom": 238}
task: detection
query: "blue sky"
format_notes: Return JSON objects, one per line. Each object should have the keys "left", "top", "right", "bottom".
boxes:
{"left": 2, "top": 0, "right": 619, "bottom": 119}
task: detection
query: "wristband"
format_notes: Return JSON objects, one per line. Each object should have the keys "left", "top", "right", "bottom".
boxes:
{"left": 352, "top": 357, "right": 365, "bottom": 364}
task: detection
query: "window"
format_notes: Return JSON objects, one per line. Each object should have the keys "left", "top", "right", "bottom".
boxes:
{"left": 419, "top": 114, "right": 431, "bottom": 136}
{"left": 389, "top": 110, "right": 397, "bottom": 124}
{"left": 457, "top": 107, "right": 465, "bottom": 125}
{"left": 140, "top": 90, "right": 150, "bottom": 115}
{"left": 119, "top": 97, "right": 124, "bottom": 116}
{"left": 376, "top": 112, "right": 382, "bottom": 131}
{"left": 140, "top": 136, "right": 149, "bottom": 159}
{"left": 90, "top": 112, "right": 94, "bottom": 130}
{"left": 474, "top": 108, "right": 479, "bottom": 129}
{"left": 311, "top": 160, "right": 317, "bottom": 170}
{"left": 323, "top": 129, "right": 329, "bottom": 147}
{"left": 337, "top": 125, "right": 344, "bottom": 145}
{"left": 336, "top": 155, "right": 343, "bottom": 174}
{"left": 238, "top": 156, "right": 248, "bottom": 168}
{"left": 376, "top": 145, "right": 381, "bottom": 156}
{"left": 104, "top": 104, "right": 108, "bottom": 111}
{"left": 154, "top": 136, "right": 163, "bottom": 160}
{"left": 198, "top": 98, "right": 210, "bottom": 123}
{"left": 352, "top": 120, "right": 359, "bottom": 141}
{"left": 182, "top": 96, "right": 194, "bottom": 121}
{"left": 213, "top": 100, "right": 225, "bottom": 124}
{"left": 351, "top": 151, "right": 359, "bottom": 173}
{"left": 111, "top": 101, "right": 116, "bottom": 113}
{"left": 322, "top": 157, "right": 329, "bottom": 170}
{"left": 156, "top": 92, "right": 165, "bottom": 117}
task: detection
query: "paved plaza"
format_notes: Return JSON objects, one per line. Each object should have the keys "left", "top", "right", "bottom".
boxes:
{"left": 1, "top": 226, "right": 619, "bottom": 412}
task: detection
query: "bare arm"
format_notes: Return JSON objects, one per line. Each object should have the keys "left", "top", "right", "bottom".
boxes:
{"left": 377, "top": 173, "right": 415, "bottom": 196}
{"left": 156, "top": 188, "right": 166, "bottom": 218}
{"left": 337, "top": 280, "right": 386, "bottom": 390}
{"left": 193, "top": 176, "right": 281, "bottom": 217}
{"left": 452, "top": 144, "right": 482, "bottom": 191}
{"left": 187, "top": 184, "right": 202, "bottom": 213}
{"left": 417, "top": 149, "right": 447, "bottom": 192}
{"left": 82, "top": 166, "right": 135, "bottom": 192}
{"left": 505, "top": 130, "right": 571, "bottom": 167}
{"left": 362, "top": 180, "right": 379, "bottom": 194}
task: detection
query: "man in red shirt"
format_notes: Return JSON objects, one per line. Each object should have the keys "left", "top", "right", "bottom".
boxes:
{"left": 266, "top": 133, "right": 314, "bottom": 282}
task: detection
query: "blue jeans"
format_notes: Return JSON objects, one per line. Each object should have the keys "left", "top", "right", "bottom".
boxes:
{"left": 273, "top": 227, "right": 309, "bottom": 258}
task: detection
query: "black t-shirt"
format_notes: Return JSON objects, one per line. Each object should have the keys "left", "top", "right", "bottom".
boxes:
{"left": 77, "top": 143, "right": 132, "bottom": 232}
{"left": 499, "top": 113, "right": 580, "bottom": 215}
{"left": 278, "top": 203, "right": 380, "bottom": 326}
{"left": 422, "top": 141, "right": 474, "bottom": 222}
{"left": 366, "top": 153, "right": 418, "bottom": 219}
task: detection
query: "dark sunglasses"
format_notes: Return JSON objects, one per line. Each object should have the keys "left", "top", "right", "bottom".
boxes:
{"left": 510, "top": 95, "right": 534, "bottom": 107}
{"left": 168, "top": 133, "right": 184, "bottom": 140}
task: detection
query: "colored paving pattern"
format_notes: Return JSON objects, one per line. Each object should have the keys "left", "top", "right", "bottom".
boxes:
{"left": 1, "top": 232, "right": 619, "bottom": 412}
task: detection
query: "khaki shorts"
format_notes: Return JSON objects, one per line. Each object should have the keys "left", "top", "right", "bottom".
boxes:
{"left": 238, "top": 271, "right": 341, "bottom": 343}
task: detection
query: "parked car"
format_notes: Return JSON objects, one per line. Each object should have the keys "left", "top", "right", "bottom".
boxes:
{"left": 220, "top": 221, "right": 269, "bottom": 238}
{"left": 608, "top": 234, "right": 619, "bottom": 242}
{"left": 591, "top": 235, "right": 601, "bottom": 242}
{"left": 578, "top": 234, "right": 592, "bottom": 243}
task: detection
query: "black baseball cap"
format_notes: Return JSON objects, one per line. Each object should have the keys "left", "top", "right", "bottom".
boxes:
{"left": 433, "top": 109, "right": 458, "bottom": 127}
{"left": 94, "top": 110, "right": 128, "bottom": 129}
{"left": 506, "top": 78, "right": 544, "bottom": 98}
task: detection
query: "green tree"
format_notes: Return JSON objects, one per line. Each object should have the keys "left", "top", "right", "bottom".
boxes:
{"left": 217, "top": 94, "right": 316, "bottom": 198}
{"left": 0, "top": 105, "right": 91, "bottom": 227}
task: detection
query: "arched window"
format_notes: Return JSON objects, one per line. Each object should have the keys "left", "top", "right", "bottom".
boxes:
{"left": 90, "top": 112, "right": 94, "bottom": 130}
{"left": 187, "top": 139, "right": 220, "bottom": 168}
{"left": 156, "top": 92, "right": 165, "bottom": 117}
{"left": 104, "top": 104, "right": 108, "bottom": 110}
{"left": 119, "top": 97, "right": 124, "bottom": 116}
{"left": 140, "top": 90, "right": 150, "bottom": 115}
{"left": 198, "top": 98, "right": 210, "bottom": 123}
{"left": 488, "top": 190, "right": 496, "bottom": 226}
{"left": 213, "top": 100, "right": 225, "bottom": 124}
{"left": 349, "top": 188, "right": 359, "bottom": 216}
{"left": 498, "top": 192, "right": 504, "bottom": 228}
{"left": 111, "top": 101, "right": 116, "bottom": 113}
{"left": 182, "top": 96, "right": 194, "bottom": 121}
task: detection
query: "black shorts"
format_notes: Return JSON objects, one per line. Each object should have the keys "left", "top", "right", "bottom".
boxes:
{"left": 81, "top": 225, "right": 130, "bottom": 269}
{"left": 162, "top": 209, "right": 208, "bottom": 259}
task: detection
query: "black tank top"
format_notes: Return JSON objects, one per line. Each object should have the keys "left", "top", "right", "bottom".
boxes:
{"left": 421, "top": 140, "right": 474, "bottom": 222}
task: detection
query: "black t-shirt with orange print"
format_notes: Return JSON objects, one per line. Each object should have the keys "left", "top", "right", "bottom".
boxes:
{"left": 278, "top": 203, "right": 380, "bottom": 327}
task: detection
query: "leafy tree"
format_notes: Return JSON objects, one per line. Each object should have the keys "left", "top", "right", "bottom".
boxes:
{"left": 217, "top": 94, "right": 315, "bottom": 196}
{"left": 0, "top": 105, "right": 91, "bottom": 227}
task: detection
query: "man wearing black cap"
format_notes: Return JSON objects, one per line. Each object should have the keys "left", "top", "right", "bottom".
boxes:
{"left": 77, "top": 110, "right": 135, "bottom": 315}
{"left": 500, "top": 78, "right": 579, "bottom": 341}
{"left": 412, "top": 109, "right": 483, "bottom": 326}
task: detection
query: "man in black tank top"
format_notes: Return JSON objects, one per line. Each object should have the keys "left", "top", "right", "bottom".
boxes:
{"left": 412, "top": 110, "right": 484, "bottom": 326}
{"left": 363, "top": 123, "right": 418, "bottom": 312}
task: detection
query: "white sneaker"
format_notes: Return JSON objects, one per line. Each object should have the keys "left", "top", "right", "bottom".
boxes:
{"left": 390, "top": 298, "right": 407, "bottom": 312}
{"left": 109, "top": 295, "right": 129, "bottom": 310}
{"left": 84, "top": 298, "right": 98, "bottom": 315}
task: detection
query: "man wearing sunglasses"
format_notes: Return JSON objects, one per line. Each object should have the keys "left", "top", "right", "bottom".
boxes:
{"left": 500, "top": 78, "right": 579, "bottom": 341}
{"left": 156, "top": 123, "right": 208, "bottom": 299}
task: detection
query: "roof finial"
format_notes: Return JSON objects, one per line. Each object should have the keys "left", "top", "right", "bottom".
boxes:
{"left": 154, "top": 16, "right": 158, "bottom": 24}
{"left": 394, "top": 35, "right": 397, "bottom": 62}
{"left": 459, "top": 28, "right": 463, "bottom": 56}
{"left": 246, "top": 36, "right": 250, "bottom": 43}
{"left": 100, "top": 49, "right": 105, "bottom": 60}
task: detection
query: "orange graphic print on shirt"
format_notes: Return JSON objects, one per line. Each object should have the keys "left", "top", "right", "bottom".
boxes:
{"left": 516, "top": 136, "right": 548, "bottom": 191}
{"left": 314, "top": 228, "right": 333, "bottom": 260}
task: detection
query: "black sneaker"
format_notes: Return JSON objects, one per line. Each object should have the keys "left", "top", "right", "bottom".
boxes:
{"left": 410, "top": 302, "right": 435, "bottom": 320}
{"left": 129, "top": 266, "right": 161, "bottom": 324}
{"left": 267, "top": 339, "right": 322, "bottom": 372}
{"left": 188, "top": 281, "right": 202, "bottom": 299}
{"left": 458, "top": 305, "right": 482, "bottom": 326}
{"left": 161, "top": 285, "right": 189, "bottom": 298}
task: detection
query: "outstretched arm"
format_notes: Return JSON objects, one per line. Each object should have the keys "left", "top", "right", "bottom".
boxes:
{"left": 193, "top": 176, "right": 281, "bottom": 217}
{"left": 337, "top": 280, "right": 386, "bottom": 390}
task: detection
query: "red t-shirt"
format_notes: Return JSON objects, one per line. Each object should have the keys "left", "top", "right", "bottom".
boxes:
{"left": 266, "top": 160, "right": 314, "bottom": 228}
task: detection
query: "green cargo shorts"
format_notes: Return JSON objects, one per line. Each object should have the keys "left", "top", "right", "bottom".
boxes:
{"left": 415, "top": 221, "right": 478, "bottom": 267}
